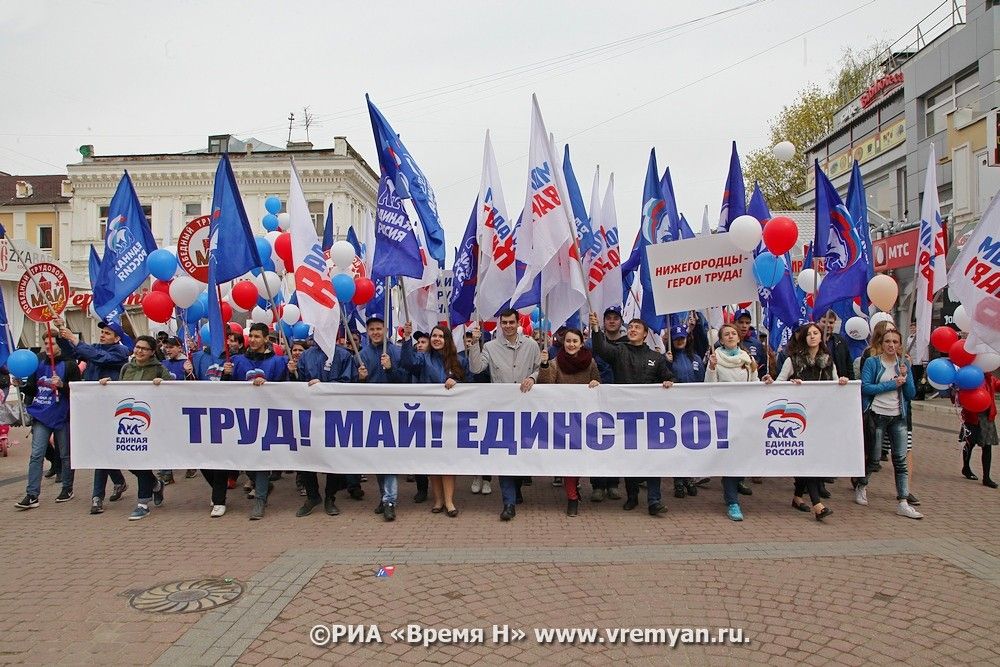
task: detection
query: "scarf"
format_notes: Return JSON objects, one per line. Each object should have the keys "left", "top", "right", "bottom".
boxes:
{"left": 556, "top": 346, "right": 593, "bottom": 375}
{"left": 789, "top": 351, "right": 833, "bottom": 381}
{"left": 716, "top": 346, "right": 754, "bottom": 377}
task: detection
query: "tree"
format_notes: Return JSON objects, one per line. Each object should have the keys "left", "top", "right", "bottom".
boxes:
{"left": 745, "top": 45, "right": 888, "bottom": 210}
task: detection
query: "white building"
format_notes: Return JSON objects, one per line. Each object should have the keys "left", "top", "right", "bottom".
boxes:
{"left": 66, "top": 134, "right": 378, "bottom": 280}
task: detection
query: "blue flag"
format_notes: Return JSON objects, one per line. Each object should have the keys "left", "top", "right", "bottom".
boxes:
{"left": 367, "top": 276, "right": 394, "bottom": 333}
{"left": 748, "top": 183, "right": 800, "bottom": 351}
{"left": 322, "top": 203, "right": 334, "bottom": 252}
{"left": 719, "top": 141, "right": 746, "bottom": 232}
{"left": 366, "top": 95, "right": 446, "bottom": 266}
{"left": 813, "top": 163, "right": 865, "bottom": 319}
{"left": 562, "top": 145, "right": 597, "bottom": 257}
{"left": 449, "top": 200, "right": 479, "bottom": 328}
{"left": 845, "top": 159, "right": 874, "bottom": 311}
{"left": 93, "top": 171, "right": 158, "bottom": 321}
{"left": 207, "top": 154, "right": 262, "bottom": 359}
{"left": 371, "top": 175, "right": 424, "bottom": 281}
{"left": 88, "top": 244, "right": 101, "bottom": 289}
{"left": 659, "top": 167, "right": 692, "bottom": 329}
{"left": 0, "top": 285, "right": 11, "bottom": 368}
{"left": 636, "top": 149, "right": 666, "bottom": 332}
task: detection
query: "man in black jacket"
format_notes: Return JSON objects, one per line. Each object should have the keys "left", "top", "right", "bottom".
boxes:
{"left": 819, "top": 310, "right": 855, "bottom": 381}
{"left": 589, "top": 312, "right": 674, "bottom": 517}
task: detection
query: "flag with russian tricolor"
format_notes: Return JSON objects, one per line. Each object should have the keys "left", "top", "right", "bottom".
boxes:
{"left": 475, "top": 131, "right": 516, "bottom": 319}
{"left": 913, "top": 144, "right": 947, "bottom": 363}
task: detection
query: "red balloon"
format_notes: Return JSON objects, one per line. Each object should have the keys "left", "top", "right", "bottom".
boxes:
{"left": 352, "top": 278, "right": 376, "bottom": 305}
{"left": 519, "top": 313, "right": 533, "bottom": 337}
{"left": 151, "top": 279, "right": 172, "bottom": 294}
{"left": 220, "top": 302, "right": 233, "bottom": 324}
{"left": 761, "top": 216, "right": 799, "bottom": 256}
{"left": 272, "top": 343, "right": 284, "bottom": 357}
{"left": 481, "top": 320, "right": 497, "bottom": 333}
{"left": 958, "top": 386, "right": 991, "bottom": 412}
{"left": 282, "top": 256, "right": 294, "bottom": 273}
{"left": 274, "top": 232, "right": 293, "bottom": 263}
{"left": 228, "top": 322, "right": 243, "bottom": 335}
{"left": 231, "top": 281, "right": 259, "bottom": 310}
{"left": 805, "top": 293, "right": 815, "bottom": 308}
{"left": 930, "top": 326, "right": 959, "bottom": 354}
{"left": 142, "top": 291, "right": 174, "bottom": 323}
{"left": 949, "top": 339, "right": 976, "bottom": 367}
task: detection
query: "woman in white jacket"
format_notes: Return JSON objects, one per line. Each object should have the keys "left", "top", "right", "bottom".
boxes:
{"left": 705, "top": 323, "right": 758, "bottom": 521}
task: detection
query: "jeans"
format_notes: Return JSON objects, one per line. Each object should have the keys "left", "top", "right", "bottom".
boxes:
{"left": 722, "top": 477, "right": 742, "bottom": 505}
{"left": 377, "top": 474, "right": 398, "bottom": 504}
{"left": 860, "top": 413, "right": 909, "bottom": 499}
{"left": 625, "top": 477, "right": 662, "bottom": 506}
{"left": 129, "top": 470, "right": 158, "bottom": 503}
{"left": 27, "top": 424, "right": 71, "bottom": 497}
{"left": 499, "top": 476, "right": 522, "bottom": 506}
{"left": 92, "top": 469, "right": 126, "bottom": 499}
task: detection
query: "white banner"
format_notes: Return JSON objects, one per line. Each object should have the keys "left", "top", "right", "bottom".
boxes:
{"left": 71, "top": 381, "right": 863, "bottom": 477}
{"left": 646, "top": 235, "right": 757, "bottom": 314}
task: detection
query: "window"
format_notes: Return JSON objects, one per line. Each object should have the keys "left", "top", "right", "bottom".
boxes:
{"left": 184, "top": 202, "right": 202, "bottom": 218}
{"left": 829, "top": 130, "right": 850, "bottom": 154}
{"left": 865, "top": 175, "right": 893, "bottom": 223}
{"left": 99, "top": 204, "right": 152, "bottom": 239}
{"left": 309, "top": 201, "right": 325, "bottom": 235}
{"left": 925, "top": 69, "right": 980, "bottom": 136}
{"left": 879, "top": 94, "right": 904, "bottom": 124}
{"left": 37, "top": 226, "right": 53, "bottom": 251}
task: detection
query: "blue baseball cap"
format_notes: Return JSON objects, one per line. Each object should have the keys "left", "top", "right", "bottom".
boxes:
{"left": 670, "top": 325, "right": 687, "bottom": 340}
{"left": 734, "top": 308, "right": 752, "bottom": 321}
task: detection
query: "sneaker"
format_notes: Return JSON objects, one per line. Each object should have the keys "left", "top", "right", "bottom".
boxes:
{"left": 567, "top": 499, "right": 579, "bottom": 517}
{"left": 648, "top": 502, "right": 668, "bottom": 516}
{"left": 674, "top": 487, "right": 686, "bottom": 499}
{"left": 110, "top": 482, "right": 127, "bottom": 502}
{"left": 55, "top": 489, "right": 74, "bottom": 503}
{"left": 737, "top": 482, "right": 753, "bottom": 496}
{"left": 245, "top": 483, "right": 255, "bottom": 500}
{"left": 375, "top": 502, "right": 384, "bottom": 514}
{"left": 44, "top": 467, "right": 57, "bottom": 479}
{"left": 128, "top": 504, "right": 150, "bottom": 521}
{"left": 606, "top": 487, "right": 622, "bottom": 500}
{"left": 499, "top": 504, "right": 515, "bottom": 521}
{"left": 590, "top": 488, "right": 605, "bottom": 502}
{"left": 152, "top": 481, "right": 164, "bottom": 507}
{"left": 896, "top": 501, "right": 923, "bottom": 520}
{"left": 348, "top": 487, "right": 364, "bottom": 501}
{"left": 413, "top": 490, "right": 428, "bottom": 503}
{"left": 14, "top": 494, "right": 39, "bottom": 510}
{"left": 246, "top": 497, "right": 263, "bottom": 520}
{"left": 296, "top": 499, "right": 320, "bottom": 517}
{"left": 268, "top": 471, "right": 282, "bottom": 482}
{"left": 685, "top": 482, "right": 698, "bottom": 497}
{"left": 480, "top": 480, "right": 492, "bottom": 495}
{"left": 906, "top": 493, "right": 920, "bottom": 506}
{"left": 90, "top": 497, "right": 104, "bottom": 514}
{"left": 383, "top": 502, "right": 396, "bottom": 522}
{"left": 297, "top": 485, "right": 307, "bottom": 497}
{"left": 185, "top": 469, "right": 198, "bottom": 479}
{"left": 159, "top": 471, "right": 175, "bottom": 485}
{"left": 324, "top": 497, "right": 340, "bottom": 516}
{"left": 210, "top": 504, "right": 226, "bottom": 518}
{"left": 552, "top": 477, "right": 562, "bottom": 487}
{"left": 854, "top": 486, "right": 869, "bottom": 505}
{"left": 622, "top": 497, "right": 638, "bottom": 511}
{"left": 727, "top": 503, "right": 744, "bottom": 521}
{"left": 470, "top": 476, "right": 482, "bottom": 494}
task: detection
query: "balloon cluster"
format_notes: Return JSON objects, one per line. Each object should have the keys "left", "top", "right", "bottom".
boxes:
{"left": 727, "top": 215, "right": 799, "bottom": 289}
{"left": 328, "top": 240, "right": 376, "bottom": 305}
{"left": 926, "top": 309, "right": 998, "bottom": 412}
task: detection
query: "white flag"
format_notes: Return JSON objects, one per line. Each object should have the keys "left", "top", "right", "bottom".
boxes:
{"left": 913, "top": 144, "right": 947, "bottom": 363}
{"left": 948, "top": 189, "right": 1000, "bottom": 354}
{"left": 700, "top": 204, "right": 712, "bottom": 236}
{"left": 475, "top": 131, "right": 516, "bottom": 319}
{"left": 592, "top": 173, "right": 623, "bottom": 314}
{"left": 288, "top": 159, "right": 340, "bottom": 360}
{"left": 509, "top": 94, "right": 583, "bottom": 321}
{"left": 403, "top": 201, "right": 442, "bottom": 333}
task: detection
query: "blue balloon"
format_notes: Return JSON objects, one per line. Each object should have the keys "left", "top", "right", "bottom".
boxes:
{"left": 185, "top": 301, "right": 206, "bottom": 323}
{"left": 752, "top": 252, "right": 784, "bottom": 289}
{"left": 262, "top": 214, "right": 280, "bottom": 232}
{"left": 926, "top": 357, "right": 957, "bottom": 386}
{"left": 332, "top": 273, "right": 356, "bottom": 301}
{"left": 7, "top": 349, "right": 38, "bottom": 379}
{"left": 199, "top": 323, "right": 212, "bottom": 347}
{"left": 292, "top": 322, "right": 311, "bottom": 340}
{"left": 955, "top": 364, "right": 985, "bottom": 390}
{"left": 280, "top": 321, "right": 295, "bottom": 342}
{"left": 147, "top": 249, "right": 179, "bottom": 282}
{"left": 254, "top": 236, "right": 271, "bottom": 262}
{"left": 264, "top": 196, "right": 282, "bottom": 215}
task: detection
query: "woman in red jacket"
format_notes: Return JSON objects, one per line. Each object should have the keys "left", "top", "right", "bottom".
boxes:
{"left": 960, "top": 374, "right": 999, "bottom": 489}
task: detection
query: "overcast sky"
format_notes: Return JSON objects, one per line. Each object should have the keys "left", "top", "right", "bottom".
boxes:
{"left": 1, "top": 0, "right": 936, "bottom": 259}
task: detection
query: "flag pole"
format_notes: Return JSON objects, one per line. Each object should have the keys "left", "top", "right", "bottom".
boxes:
{"left": 5, "top": 238, "right": 62, "bottom": 320}
{"left": 398, "top": 277, "right": 411, "bottom": 324}
{"left": 382, "top": 277, "right": 390, "bottom": 354}
{"left": 339, "top": 301, "right": 363, "bottom": 365}
{"left": 216, "top": 283, "right": 230, "bottom": 365}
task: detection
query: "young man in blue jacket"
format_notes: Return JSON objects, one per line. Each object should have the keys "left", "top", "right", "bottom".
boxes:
{"left": 55, "top": 320, "right": 131, "bottom": 513}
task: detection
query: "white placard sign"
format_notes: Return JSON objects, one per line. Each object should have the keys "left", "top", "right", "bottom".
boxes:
{"left": 71, "top": 381, "right": 864, "bottom": 477}
{"left": 645, "top": 235, "right": 758, "bottom": 314}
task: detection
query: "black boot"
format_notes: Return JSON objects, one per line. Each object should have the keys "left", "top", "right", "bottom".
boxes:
{"left": 983, "top": 447, "right": 997, "bottom": 488}
{"left": 963, "top": 442, "right": 978, "bottom": 480}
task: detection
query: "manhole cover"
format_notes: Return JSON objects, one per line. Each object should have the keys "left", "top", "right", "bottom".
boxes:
{"left": 129, "top": 578, "right": 243, "bottom": 614}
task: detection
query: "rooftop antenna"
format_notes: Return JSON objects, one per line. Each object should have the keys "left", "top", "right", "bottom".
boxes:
{"left": 302, "top": 106, "right": 313, "bottom": 143}
{"left": 287, "top": 112, "right": 295, "bottom": 144}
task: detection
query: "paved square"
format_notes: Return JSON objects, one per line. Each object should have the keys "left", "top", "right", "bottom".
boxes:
{"left": 0, "top": 401, "right": 997, "bottom": 665}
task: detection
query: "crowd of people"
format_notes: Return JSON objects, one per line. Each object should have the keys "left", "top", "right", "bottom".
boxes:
{"left": 8, "top": 306, "right": 997, "bottom": 523}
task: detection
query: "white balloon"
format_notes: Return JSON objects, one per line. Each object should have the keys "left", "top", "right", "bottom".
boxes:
{"left": 726, "top": 215, "right": 762, "bottom": 251}
{"left": 973, "top": 351, "right": 1000, "bottom": 373}
{"left": 250, "top": 306, "right": 274, "bottom": 325}
{"left": 870, "top": 312, "right": 894, "bottom": 329}
{"left": 225, "top": 290, "right": 247, "bottom": 313}
{"left": 797, "top": 269, "right": 817, "bottom": 293}
{"left": 330, "top": 240, "right": 356, "bottom": 272}
{"left": 276, "top": 212, "right": 291, "bottom": 231}
{"left": 844, "top": 316, "right": 870, "bottom": 341}
{"left": 281, "top": 303, "right": 301, "bottom": 325}
{"left": 253, "top": 271, "right": 282, "bottom": 300}
{"left": 953, "top": 304, "right": 971, "bottom": 333}
{"left": 927, "top": 378, "right": 951, "bottom": 391}
{"left": 169, "top": 275, "right": 202, "bottom": 309}
{"left": 772, "top": 141, "right": 796, "bottom": 162}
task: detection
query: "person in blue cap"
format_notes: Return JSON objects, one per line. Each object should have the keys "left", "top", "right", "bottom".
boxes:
{"left": 666, "top": 324, "right": 706, "bottom": 500}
